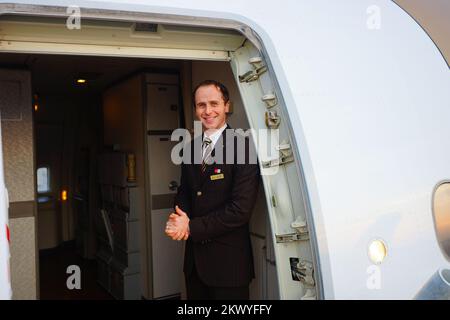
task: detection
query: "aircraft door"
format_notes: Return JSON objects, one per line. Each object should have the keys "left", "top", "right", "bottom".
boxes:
{"left": 146, "top": 74, "right": 184, "bottom": 299}
{"left": 229, "top": 42, "right": 319, "bottom": 299}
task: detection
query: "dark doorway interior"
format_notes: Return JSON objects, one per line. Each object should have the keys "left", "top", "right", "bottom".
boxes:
{"left": 0, "top": 52, "right": 182, "bottom": 300}
{"left": 39, "top": 242, "right": 113, "bottom": 300}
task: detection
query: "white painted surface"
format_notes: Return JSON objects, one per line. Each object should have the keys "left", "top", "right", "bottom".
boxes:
{"left": 0, "top": 120, "right": 12, "bottom": 299}
{"left": 146, "top": 74, "right": 183, "bottom": 299}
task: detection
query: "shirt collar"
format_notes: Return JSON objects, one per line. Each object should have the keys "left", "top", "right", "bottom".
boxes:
{"left": 203, "top": 123, "right": 227, "bottom": 146}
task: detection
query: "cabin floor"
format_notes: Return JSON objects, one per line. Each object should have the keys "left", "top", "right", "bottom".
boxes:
{"left": 39, "top": 242, "right": 114, "bottom": 300}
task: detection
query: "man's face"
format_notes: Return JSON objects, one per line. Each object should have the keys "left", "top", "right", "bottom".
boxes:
{"left": 194, "top": 84, "right": 229, "bottom": 131}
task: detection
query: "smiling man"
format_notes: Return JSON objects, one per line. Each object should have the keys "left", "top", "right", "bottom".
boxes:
{"left": 165, "top": 80, "right": 260, "bottom": 300}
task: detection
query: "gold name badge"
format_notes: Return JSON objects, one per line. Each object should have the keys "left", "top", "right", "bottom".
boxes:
{"left": 210, "top": 173, "right": 224, "bottom": 181}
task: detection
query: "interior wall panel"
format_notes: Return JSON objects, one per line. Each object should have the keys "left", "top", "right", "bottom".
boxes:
{"left": 0, "top": 68, "right": 37, "bottom": 300}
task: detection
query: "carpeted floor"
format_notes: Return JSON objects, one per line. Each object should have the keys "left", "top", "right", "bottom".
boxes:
{"left": 39, "top": 243, "right": 114, "bottom": 300}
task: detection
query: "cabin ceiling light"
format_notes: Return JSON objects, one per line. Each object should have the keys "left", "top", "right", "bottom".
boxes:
{"left": 75, "top": 72, "right": 101, "bottom": 86}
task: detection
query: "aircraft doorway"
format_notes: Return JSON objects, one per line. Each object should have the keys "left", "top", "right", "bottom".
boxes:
{"left": 0, "top": 52, "right": 279, "bottom": 300}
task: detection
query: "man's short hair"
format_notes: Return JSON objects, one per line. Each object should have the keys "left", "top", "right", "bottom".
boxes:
{"left": 192, "top": 80, "right": 230, "bottom": 106}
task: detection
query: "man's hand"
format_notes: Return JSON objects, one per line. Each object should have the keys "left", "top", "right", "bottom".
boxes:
{"left": 165, "top": 205, "right": 190, "bottom": 241}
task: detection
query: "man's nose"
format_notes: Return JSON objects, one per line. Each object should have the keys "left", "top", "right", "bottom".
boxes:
{"left": 204, "top": 105, "right": 212, "bottom": 114}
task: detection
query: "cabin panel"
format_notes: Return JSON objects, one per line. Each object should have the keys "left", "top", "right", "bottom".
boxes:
{"left": 0, "top": 69, "right": 37, "bottom": 300}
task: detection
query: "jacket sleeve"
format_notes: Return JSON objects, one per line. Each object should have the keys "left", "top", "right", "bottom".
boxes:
{"left": 174, "top": 163, "right": 192, "bottom": 216}
{"left": 188, "top": 161, "right": 260, "bottom": 242}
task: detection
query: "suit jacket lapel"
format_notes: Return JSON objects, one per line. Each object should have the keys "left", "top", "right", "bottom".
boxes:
{"left": 190, "top": 134, "right": 203, "bottom": 191}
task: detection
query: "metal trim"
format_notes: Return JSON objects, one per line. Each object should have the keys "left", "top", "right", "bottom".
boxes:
{"left": 9, "top": 200, "right": 36, "bottom": 218}
{"left": 431, "top": 180, "right": 450, "bottom": 263}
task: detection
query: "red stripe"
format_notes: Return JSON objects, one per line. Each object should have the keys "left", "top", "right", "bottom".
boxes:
{"left": 6, "top": 224, "right": 10, "bottom": 243}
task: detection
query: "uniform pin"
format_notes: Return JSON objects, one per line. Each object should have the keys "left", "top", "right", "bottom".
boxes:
{"left": 214, "top": 168, "right": 221, "bottom": 174}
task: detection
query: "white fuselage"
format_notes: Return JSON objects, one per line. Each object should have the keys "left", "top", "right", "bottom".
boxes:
{"left": 0, "top": 0, "right": 449, "bottom": 299}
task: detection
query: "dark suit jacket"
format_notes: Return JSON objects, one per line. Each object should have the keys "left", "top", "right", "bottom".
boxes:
{"left": 174, "top": 124, "right": 260, "bottom": 287}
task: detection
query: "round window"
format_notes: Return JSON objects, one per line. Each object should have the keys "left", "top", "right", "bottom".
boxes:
{"left": 433, "top": 182, "right": 450, "bottom": 261}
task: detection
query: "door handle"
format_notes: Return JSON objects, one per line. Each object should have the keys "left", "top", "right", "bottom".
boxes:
{"left": 168, "top": 180, "right": 178, "bottom": 191}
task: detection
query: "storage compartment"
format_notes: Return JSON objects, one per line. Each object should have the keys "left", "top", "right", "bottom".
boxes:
{"left": 113, "top": 246, "right": 140, "bottom": 273}
{"left": 110, "top": 260, "right": 141, "bottom": 300}
{"left": 97, "top": 150, "right": 142, "bottom": 298}
{"left": 110, "top": 208, "right": 140, "bottom": 252}
{"left": 96, "top": 246, "right": 113, "bottom": 292}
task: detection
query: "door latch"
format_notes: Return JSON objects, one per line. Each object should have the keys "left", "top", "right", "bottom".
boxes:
{"left": 276, "top": 216, "right": 309, "bottom": 243}
{"left": 239, "top": 56, "right": 267, "bottom": 83}
{"left": 294, "top": 259, "right": 315, "bottom": 288}
{"left": 301, "top": 288, "right": 317, "bottom": 300}
{"left": 262, "top": 93, "right": 277, "bottom": 108}
{"left": 265, "top": 110, "right": 281, "bottom": 129}
{"left": 291, "top": 216, "right": 308, "bottom": 238}
{"left": 262, "top": 143, "right": 294, "bottom": 168}
{"left": 276, "top": 232, "right": 308, "bottom": 243}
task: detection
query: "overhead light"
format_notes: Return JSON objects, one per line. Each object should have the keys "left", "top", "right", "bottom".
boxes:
{"left": 74, "top": 72, "right": 101, "bottom": 86}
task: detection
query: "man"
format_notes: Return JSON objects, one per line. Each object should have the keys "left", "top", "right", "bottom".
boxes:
{"left": 165, "top": 80, "right": 260, "bottom": 300}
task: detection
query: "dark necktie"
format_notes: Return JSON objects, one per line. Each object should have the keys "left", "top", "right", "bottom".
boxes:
{"left": 201, "top": 137, "right": 213, "bottom": 173}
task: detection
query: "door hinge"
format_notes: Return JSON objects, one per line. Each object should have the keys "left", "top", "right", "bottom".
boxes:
{"left": 239, "top": 56, "right": 267, "bottom": 83}
{"left": 262, "top": 143, "right": 294, "bottom": 168}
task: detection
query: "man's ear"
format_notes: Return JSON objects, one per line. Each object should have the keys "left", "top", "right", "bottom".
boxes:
{"left": 225, "top": 101, "right": 230, "bottom": 113}
{"left": 194, "top": 105, "right": 201, "bottom": 120}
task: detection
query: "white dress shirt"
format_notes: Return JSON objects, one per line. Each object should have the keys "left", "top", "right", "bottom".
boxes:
{"left": 202, "top": 123, "right": 227, "bottom": 158}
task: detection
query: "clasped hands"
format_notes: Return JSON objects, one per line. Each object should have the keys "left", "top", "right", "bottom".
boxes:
{"left": 165, "top": 205, "right": 190, "bottom": 241}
